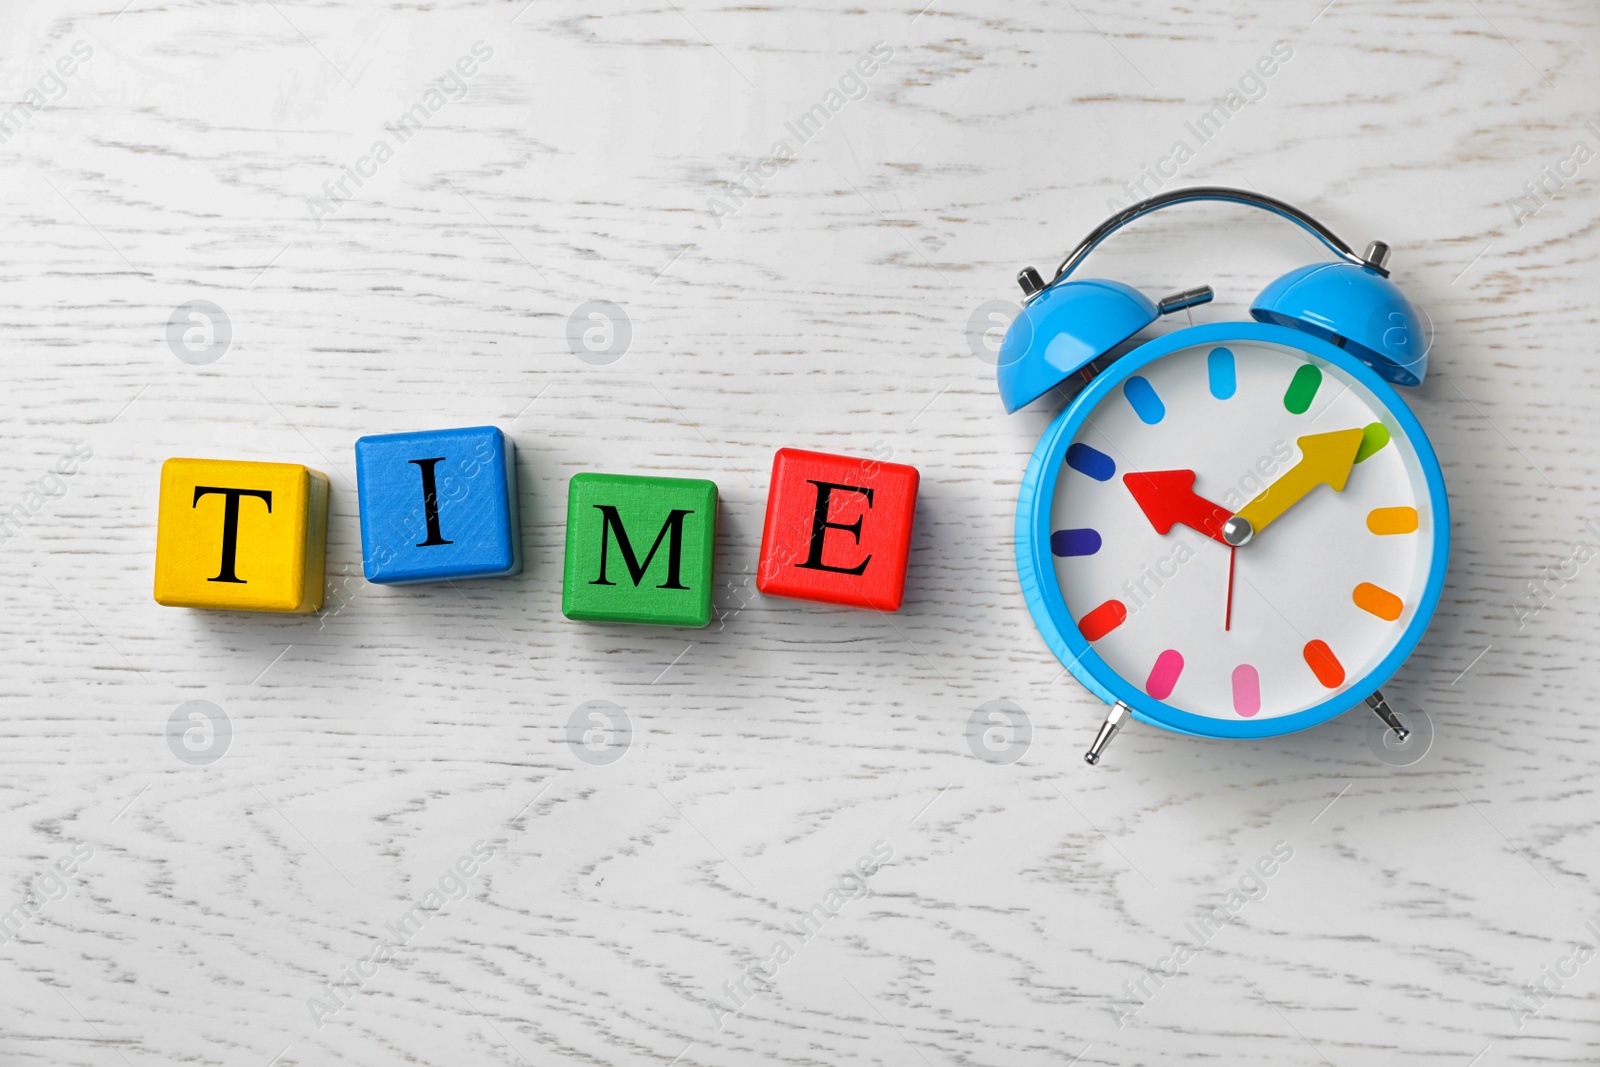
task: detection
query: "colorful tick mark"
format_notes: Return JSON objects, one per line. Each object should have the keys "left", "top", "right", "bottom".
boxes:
{"left": 1146, "top": 649, "right": 1184, "bottom": 700}
{"left": 1066, "top": 442, "right": 1115, "bottom": 482}
{"left": 1123, "top": 376, "right": 1165, "bottom": 425}
{"left": 1303, "top": 639, "right": 1345, "bottom": 689}
{"left": 1051, "top": 528, "right": 1102, "bottom": 557}
{"left": 1231, "top": 664, "right": 1260, "bottom": 717}
{"left": 1284, "top": 364, "right": 1322, "bottom": 415}
{"left": 1367, "top": 506, "right": 1418, "bottom": 535}
{"left": 1207, "top": 347, "right": 1236, "bottom": 400}
{"left": 1354, "top": 422, "right": 1390, "bottom": 464}
{"left": 1079, "top": 599, "right": 1127, "bottom": 641}
{"left": 1353, "top": 582, "right": 1403, "bottom": 621}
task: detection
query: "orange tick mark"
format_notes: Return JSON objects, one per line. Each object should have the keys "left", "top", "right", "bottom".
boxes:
{"left": 1352, "top": 582, "right": 1403, "bottom": 621}
{"left": 1367, "top": 507, "right": 1418, "bottom": 535}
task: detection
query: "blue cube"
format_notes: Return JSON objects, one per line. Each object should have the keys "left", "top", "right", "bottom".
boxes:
{"left": 354, "top": 426, "right": 521, "bottom": 584}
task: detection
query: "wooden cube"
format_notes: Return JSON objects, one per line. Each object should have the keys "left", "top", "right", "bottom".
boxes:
{"left": 153, "top": 457, "right": 328, "bottom": 612}
{"left": 354, "top": 426, "right": 521, "bottom": 584}
{"left": 561, "top": 473, "right": 717, "bottom": 627}
{"left": 757, "top": 448, "right": 919, "bottom": 611}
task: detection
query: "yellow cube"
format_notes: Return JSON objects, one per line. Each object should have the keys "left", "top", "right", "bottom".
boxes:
{"left": 154, "top": 458, "right": 329, "bottom": 613}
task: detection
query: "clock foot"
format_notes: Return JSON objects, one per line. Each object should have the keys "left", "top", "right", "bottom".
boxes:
{"left": 1085, "top": 701, "right": 1132, "bottom": 765}
{"left": 1364, "top": 690, "right": 1410, "bottom": 743}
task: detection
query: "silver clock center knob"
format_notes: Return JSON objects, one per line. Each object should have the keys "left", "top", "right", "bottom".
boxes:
{"left": 1222, "top": 516, "right": 1254, "bottom": 547}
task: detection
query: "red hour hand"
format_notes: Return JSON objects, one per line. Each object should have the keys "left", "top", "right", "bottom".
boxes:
{"left": 1122, "top": 470, "right": 1234, "bottom": 545}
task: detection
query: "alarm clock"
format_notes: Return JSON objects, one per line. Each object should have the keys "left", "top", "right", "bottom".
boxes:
{"left": 997, "top": 188, "right": 1448, "bottom": 765}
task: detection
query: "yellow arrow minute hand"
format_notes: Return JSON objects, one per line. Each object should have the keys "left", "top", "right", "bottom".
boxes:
{"left": 1232, "top": 428, "right": 1366, "bottom": 540}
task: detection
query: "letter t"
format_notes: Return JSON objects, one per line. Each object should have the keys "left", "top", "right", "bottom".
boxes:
{"left": 192, "top": 486, "right": 273, "bottom": 583}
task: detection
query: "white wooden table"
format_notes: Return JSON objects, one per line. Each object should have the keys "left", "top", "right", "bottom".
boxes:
{"left": 4, "top": 0, "right": 1599, "bottom": 1063}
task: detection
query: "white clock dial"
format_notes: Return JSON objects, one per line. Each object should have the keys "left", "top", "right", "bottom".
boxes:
{"left": 1049, "top": 339, "right": 1436, "bottom": 720}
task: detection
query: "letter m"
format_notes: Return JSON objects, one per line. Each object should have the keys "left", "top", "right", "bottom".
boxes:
{"left": 590, "top": 506, "right": 693, "bottom": 590}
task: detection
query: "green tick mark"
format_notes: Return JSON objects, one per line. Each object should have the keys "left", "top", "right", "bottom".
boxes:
{"left": 1284, "top": 364, "right": 1322, "bottom": 415}
{"left": 1354, "top": 421, "right": 1390, "bottom": 464}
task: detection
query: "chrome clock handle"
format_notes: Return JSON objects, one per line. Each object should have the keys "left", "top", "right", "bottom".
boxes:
{"left": 1028, "top": 186, "right": 1391, "bottom": 299}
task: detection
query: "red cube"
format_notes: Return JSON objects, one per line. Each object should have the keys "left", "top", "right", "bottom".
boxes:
{"left": 757, "top": 448, "right": 920, "bottom": 611}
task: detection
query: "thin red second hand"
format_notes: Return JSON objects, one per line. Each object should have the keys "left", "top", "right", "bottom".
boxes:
{"left": 1225, "top": 546, "right": 1237, "bottom": 631}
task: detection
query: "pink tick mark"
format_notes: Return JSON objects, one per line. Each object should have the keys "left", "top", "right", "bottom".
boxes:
{"left": 1145, "top": 649, "right": 1184, "bottom": 701}
{"left": 1231, "top": 664, "right": 1261, "bottom": 717}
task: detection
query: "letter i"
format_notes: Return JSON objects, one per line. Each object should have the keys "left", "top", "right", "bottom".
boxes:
{"left": 409, "top": 458, "right": 453, "bottom": 547}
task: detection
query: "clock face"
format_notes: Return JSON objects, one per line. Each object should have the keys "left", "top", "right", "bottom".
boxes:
{"left": 1047, "top": 336, "right": 1440, "bottom": 723}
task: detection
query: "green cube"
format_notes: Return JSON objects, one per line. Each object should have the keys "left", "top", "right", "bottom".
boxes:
{"left": 561, "top": 473, "right": 718, "bottom": 627}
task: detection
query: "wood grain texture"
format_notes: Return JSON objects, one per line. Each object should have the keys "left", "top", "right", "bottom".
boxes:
{"left": 3, "top": 0, "right": 1599, "bottom": 1063}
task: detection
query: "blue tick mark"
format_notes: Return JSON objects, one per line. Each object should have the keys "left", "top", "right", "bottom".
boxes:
{"left": 1207, "top": 346, "right": 1236, "bottom": 399}
{"left": 1123, "top": 375, "right": 1165, "bottom": 425}
{"left": 1066, "top": 442, "right": 1115, "bottom": 482}
{"left": 1051, "top": 528, "right": 1102, "bottom": 557}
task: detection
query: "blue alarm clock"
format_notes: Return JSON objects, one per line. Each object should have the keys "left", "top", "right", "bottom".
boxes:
{"left": 997, "top": 188, "right": 1449, "bottom": 764}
